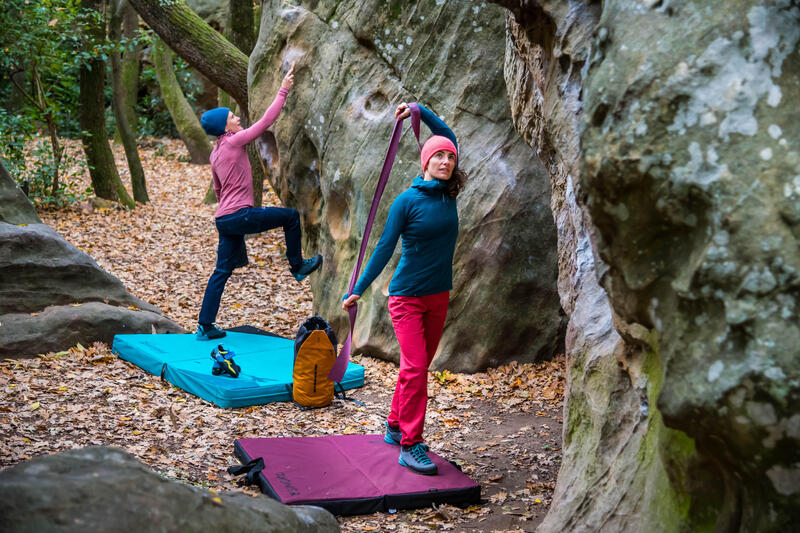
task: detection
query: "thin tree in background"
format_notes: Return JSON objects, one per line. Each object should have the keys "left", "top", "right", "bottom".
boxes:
{"left": 110, "top": 0, "right": 147, "bottom": 203}
{"left": 113, "top": 0, "right": 140, "bottom": 144}
{"left": 79, "top": 0, "right": 135, "bottom": 208}
{"left": 225, "top": 0, "right": 268, "bottom": 207}
{"left": 151, "top": 36, "right": 212, "bottom": 165}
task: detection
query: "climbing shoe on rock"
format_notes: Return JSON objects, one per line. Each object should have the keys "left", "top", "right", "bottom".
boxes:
{"left": 211, "top": 345, "right": 240, "bottom": 378}
{"left": 197, "top": 323, "right": 226, "bottom": 340}
{"left": 290, "top": 254, "right": 323, "bottom": 282}
{"left": 384, "top": 422, "right": 402, "bottom": 446}
{"left": 399, "top": 443, "right": 437, "bottom": 475}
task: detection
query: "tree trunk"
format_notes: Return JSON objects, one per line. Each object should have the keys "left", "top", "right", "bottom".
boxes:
{"left": 151, "top": 37, "right": 212, "bottom": 165}
{"left": 111, "top": 0, "right": 148, "bottom": 203}
{"left": 225, "top": 0, "right": 264, "bottom": 207}
{"left": 126, "top": 0, "right": 248, "bottom": 111}
{"left": 31, "top": 62, "right": 63, "bottom": 199}
{"left": 226, "top": 0, "right": 254, "bottom": 56}
{"left": 202, "top": 179, "right": 217, "bottom": 204}
{"left": 218, "top": 90, "right": 238, "bottom": 115}
{"left": 113, "top": 0, "right": 141, "bottom": 143}
{"left": 79, "top": 0, "right": 135, "bottom": 209}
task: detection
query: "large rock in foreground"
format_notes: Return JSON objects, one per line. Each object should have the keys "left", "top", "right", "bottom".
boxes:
{"left": 0, "top": 162, "right": 183, "bottom": 357}
{"left": 0, "top": 446, "right": 339, "bottom": 533}
{"left": 249, "top": 0, "right": 562, "bottom": 371}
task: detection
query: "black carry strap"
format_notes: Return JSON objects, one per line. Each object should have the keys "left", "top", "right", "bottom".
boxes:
{"left": 227, "top": 457, "right": 264, "bottom": 486}
{"left": 335, "top": 383, "right": 366, "bottom": 406}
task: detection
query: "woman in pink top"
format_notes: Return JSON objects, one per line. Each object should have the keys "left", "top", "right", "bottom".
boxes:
{"left": 197, "top": 64, "right": 322, "bottom": 340}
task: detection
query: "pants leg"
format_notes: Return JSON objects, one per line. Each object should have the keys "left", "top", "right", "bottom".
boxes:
{"left": 388, "top": 296, "right": 428, "bottom": 445}
{"left": 386, "top": 292, "right": 449, "bottom": 446}
{"left": 226, "top": 207, "right": 302, "bottom": 267}
{"left": 421, "top": 292, "right": 449, "bottom": 365}
{"left": 198, "top": 207, "right": 302, "bottom": 324}
{"left": 198, "top": 268, "right": 232, "bottom": 324}
{"left": 198, "top": 229, "right": 242, "bottom": 325}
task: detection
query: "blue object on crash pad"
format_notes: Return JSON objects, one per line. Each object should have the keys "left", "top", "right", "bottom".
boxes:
{"left": 111, "top": 328, "right": 365, "bottom": 408}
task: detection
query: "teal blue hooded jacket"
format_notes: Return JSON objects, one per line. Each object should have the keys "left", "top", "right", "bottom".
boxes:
{"left": 352, "top": 105, "right": 459, "bottom": 297}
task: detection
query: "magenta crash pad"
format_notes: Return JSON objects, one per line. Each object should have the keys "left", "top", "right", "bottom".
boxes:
{"left": 233, "top": 434, "right": 481, "bottom": 515}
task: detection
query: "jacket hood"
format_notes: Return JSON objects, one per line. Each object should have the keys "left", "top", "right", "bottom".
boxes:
{"left": 411, "top": 175, "right": 447, "bottom": 194}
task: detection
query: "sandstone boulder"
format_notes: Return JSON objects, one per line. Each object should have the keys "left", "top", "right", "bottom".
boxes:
{"left": 498, "top": 2, "right": 661, "bottom": 531}
{"left": 498, "top": 0, "right": 800, "bottom": 531}
{"left": 0, "top": 161, "right": 183, "bottom": 357}
{"left": 577, "top": 0, "right": 799, "bottom": 530}
{"left": 0, "top": 446, "right": 339, "bottom": 533}
{"left": 249, "top": 0, "right": 563, "bottom": 371}
{"left": 0, "top": 159, "right": 40, "bottom": 225}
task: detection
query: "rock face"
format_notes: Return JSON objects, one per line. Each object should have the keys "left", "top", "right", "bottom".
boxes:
{"left": 579, "top": 0, "right": 800, "bottom": 529}
{"left": 0, "top": 165, "right": 183, "bottom": 357}
{"left": 498, "top": 2, "right": 667, "bottom": 531}
{"left": 0, "top": 159, "right": 41, "bottom": 225}
{"left": 248, "top": 0, "right": 563, "bottom": 372}
{"left": 500, "top": 0, "right": 799, "bottom": 531}
{"left": 0, "top": 446, "right": 339, "bottom": 533}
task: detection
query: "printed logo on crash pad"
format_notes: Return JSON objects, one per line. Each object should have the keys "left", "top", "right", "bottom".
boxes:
{"left": 275, "top": 471, "right": 300, "bottom": 496}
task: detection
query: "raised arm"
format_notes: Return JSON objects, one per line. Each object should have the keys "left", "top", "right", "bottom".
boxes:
{"left": 395, "top": 102, "right": 458, "bottom": 153}
{"left": 417, "top": 104, "right": 458, "bottom": 152}
{"left": 228, "top": 63, "right": 295, "bottom": 147}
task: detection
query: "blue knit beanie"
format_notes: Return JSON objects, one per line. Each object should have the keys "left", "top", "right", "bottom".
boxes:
{"left": 201, "top": 107, "right": 230, "bottom": 136}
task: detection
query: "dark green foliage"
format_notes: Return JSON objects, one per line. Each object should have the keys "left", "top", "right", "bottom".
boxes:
{"left": 0, "top": 0, "right": 95, "bottom": 205}
{"left": 0, "top": 0, "right": 204, "bottom": 207}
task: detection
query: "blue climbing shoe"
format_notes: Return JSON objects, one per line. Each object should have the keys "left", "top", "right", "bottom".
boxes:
{"left": 210, "top": 345, "right": 240, "bottom": 378}
{"left": 197, "top": 323, "right": 226, "bottom": 341}
{"left": 290, "top": 254, "right": 323, "bottom": 282}
{"left": 399, "top": 443, "right": 437, "bottom": 475}
{"left": 384, "top": 422, "right": 402, "bottom": 446}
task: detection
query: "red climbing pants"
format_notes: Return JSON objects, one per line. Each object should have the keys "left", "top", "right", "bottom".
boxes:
{"left": 386, "top": 291, "right": 450, "bottom": 446}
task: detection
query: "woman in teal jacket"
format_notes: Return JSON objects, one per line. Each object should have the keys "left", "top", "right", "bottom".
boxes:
{"left": 343, "top": 102, "right": 466, "bottom": 475}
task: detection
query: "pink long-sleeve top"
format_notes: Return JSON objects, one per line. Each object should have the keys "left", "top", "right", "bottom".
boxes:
{"left": 211, "top": 87, "right": 289, "bottom": 218}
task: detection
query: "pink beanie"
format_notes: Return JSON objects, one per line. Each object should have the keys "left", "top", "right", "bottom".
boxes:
{"left": 420, "top": 135, "right": 457, "bottom": 172}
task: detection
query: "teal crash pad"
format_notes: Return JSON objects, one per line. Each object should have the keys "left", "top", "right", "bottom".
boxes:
{"left": 111, "top": 328, "right": 365, "bottom": 408}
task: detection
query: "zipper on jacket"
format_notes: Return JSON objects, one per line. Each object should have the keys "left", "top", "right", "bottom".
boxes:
{"left": 313, "top": 364, "right": 317, "bottom": 392}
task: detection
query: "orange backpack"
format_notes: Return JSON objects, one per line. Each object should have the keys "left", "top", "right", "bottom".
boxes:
{"left": 291, "top": 316, "right": 339, "bottom": 408}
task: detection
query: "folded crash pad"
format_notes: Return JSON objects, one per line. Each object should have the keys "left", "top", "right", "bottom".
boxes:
{"left": 234, "top": 434, "right": 481, "bottom": 515}
{"left": 111, "top": 327, "right": 365, "bottom": 408}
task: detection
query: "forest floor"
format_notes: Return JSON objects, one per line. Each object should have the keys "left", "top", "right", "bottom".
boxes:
{"left": 1, "top": 139, "right": 565, "bottom": 532}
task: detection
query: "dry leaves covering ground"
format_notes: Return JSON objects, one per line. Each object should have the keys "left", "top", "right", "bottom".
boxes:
{"left": 0, "top": 139, "right": 565, "bottom": 532}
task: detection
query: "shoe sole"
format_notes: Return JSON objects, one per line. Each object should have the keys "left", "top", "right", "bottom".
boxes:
{"left": 384, "top": 433, "right": 400, "bottom": 446}
{"left": 197, "top": 331, "right": 226, "bottom": 340}
{"left": 398, "top": 457, "right": 437, "bottom": 476}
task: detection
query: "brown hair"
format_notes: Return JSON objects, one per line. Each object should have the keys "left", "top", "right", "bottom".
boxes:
{"left": 444, "top": 167, "right": 467, "bottom": 198}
